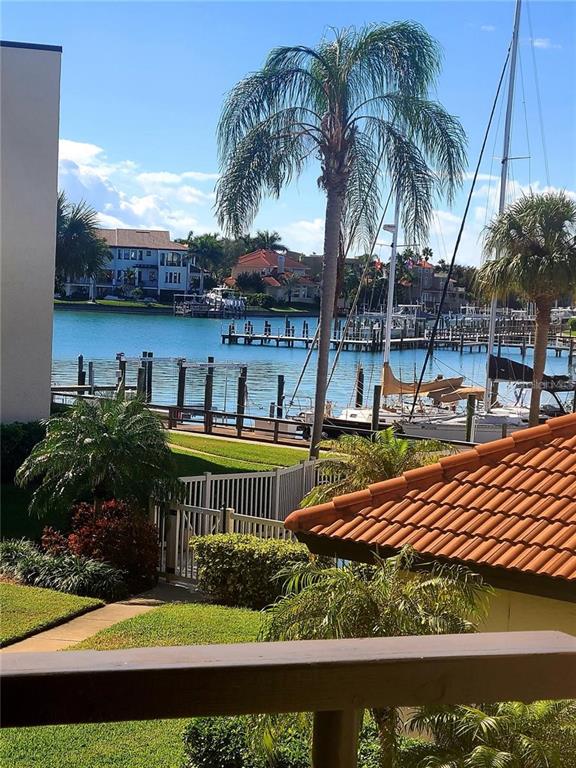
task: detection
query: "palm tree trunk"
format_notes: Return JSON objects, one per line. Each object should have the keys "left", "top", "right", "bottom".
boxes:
{"left": 529, "top": 298, "right": 552, "bottom": 426}
{"left": 309, "top": 184, "right": 345, "bottom": 458}
{"left": 372, "top": 706, "right": 397, "bottom": 768}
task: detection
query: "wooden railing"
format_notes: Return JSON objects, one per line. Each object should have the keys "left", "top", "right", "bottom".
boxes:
{"left": 2, "top": 632, "right": 575, "bottom": 768}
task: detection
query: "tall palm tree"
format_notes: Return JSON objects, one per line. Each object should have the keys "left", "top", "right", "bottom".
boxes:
{"left": 56, "top": 191, "right": 109, "bottom": 284}
{"left": 302, "top": 428, "right": 451, "bottom": 507}
{"left": 215, "top": 23, "right": 467, "bottom": 458}
{"left": 476, "top": 191, "right": 576, "bottom": 426}
{"left": 405, "top": 699, "right": 576, "bottom": 768}
{"left": 249, "top": 229, "right": 286, "bottom": 251}
{"left": 16, "top": 396, "right": 182, "bottom": 517}
{"left": 262, "top": 551, "right": 490, "bottom": 767}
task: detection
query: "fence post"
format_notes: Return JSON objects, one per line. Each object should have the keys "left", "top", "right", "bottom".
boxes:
{"left": 273, "top": 466, "right": 282, "bottom": 520}
{"left": 164, "top": 507, "right": 178, "bottom": 580}
{"left": 224, "top": 507, "right": 235, "bottom": 534}
{"left": 312, "top": 709, "right": 360, "bottom": 768}
{"left": 203, "top": 472, "right": 212, "bottom": 508}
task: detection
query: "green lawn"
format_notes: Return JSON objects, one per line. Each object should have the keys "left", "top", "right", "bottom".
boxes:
{"left": 55, "top": 298, "right": 167, "bottom": 309}
{"left": 0, "top": 583, "right": 102, "bottom": 647}
{"left": 168, "top": 432, "right": 308, "bottom": 471}
{"left": 1, "top": 602, "right": 263, "bottom": 768}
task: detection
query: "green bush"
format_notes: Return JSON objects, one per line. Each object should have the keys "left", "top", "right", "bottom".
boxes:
{"left": 191, "top": 534, "right": 310, "bottom": 609}
{"left": 0, "top": 421, "right": 45, "bottom": 483}
{"left": 182, "top": 717, "right": 309, "bottom": 768}
{"left": 245, "top": 292, "right": 274, "bottom": 308}
{"left": 0, "top": 538, "right": 127, "bottom": 601}
{"left": 567, "top": 317, "right": 576, "bottom": 331}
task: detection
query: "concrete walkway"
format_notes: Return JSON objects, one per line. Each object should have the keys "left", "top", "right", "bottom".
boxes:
{"left": 1, "top": 581, "right": 202, "bottom": 654}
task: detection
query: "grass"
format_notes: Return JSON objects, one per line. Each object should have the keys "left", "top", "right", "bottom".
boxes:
{"left": 1, "top": 602, "right": 262, "bottom": 768}
{"left": 0, "top": 583, "right": 102, "bottom": 647}
{"left": 55, "top": 298, "right": 167, "bottom": 309}
{"left": 168, "top": 432, "right": 308, "bottom": 470}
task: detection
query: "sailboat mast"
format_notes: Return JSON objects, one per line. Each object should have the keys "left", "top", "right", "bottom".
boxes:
{"left": 383, "top": 189, "right": 402, "bottom": 367}
{"left": 484, "top": 0, "right": 522, "bottom": 410}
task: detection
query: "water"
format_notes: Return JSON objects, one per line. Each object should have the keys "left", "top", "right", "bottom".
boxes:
{"left": 52, "top": 310, "right": 573, "bottom": 414}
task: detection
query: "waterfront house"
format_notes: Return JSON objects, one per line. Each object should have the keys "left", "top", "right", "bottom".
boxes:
{"left": 64, "top": 228, "right": 204, "bottom": 300}
{"left": 406, "top": 259, "right": 465, "bottom": 312}
{"left": 286, "top": 414, "right": 576, "bottom": 635}
{"left": 228, "top": 248, "right": 320, "bottom": 303}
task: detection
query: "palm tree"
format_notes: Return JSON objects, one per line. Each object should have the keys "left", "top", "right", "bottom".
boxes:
{"left": 215, "top": 23, "right": 467, "bottom": 458}
{"left": 249, "top": 230, "right": 286, "bottom": 251}
{"left": 476, "top": 191, "right": 576, "bottom": 426}
{"left": 282, "top": 272, "right": 301, "bottom": 303}
{"left": 262, "top": 550, "right": 490, "bottom": 767}
{"left": 405, "top": 699, "right": 576, "bottom": 768}
{"left": 56, "top": 191, "right": 109, "bottom": 284}
{"left": 302, "top": 428, "right": 451, "bottom": 507}
{"left": 16, "top": 396, "right": 182, "bottom": 517}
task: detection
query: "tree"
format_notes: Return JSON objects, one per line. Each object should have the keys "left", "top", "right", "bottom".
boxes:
{"left": 262, "top": 550, "right": 490, "bottom": 767}
{"left": 56, "top": 191, "right": 109, "bottom": 283}
{"left": 405, "top": 699, "right": 576, "bottom": 768}
{"left": 247, "top": 230, "right": 286, "bottom": 251}
{"left": 476, "top": 191, "right": 576, "bottom": 425}
{"left": 215, "top": 23, "right": 467, "bottom": 458}
{"left": 16, "top": 396, "right": 182, "bottom": 517}
{"left": 282, "top": 272, "right": 301, "bottom": 303}
{"left": 302, "top": 428, "right": 451, "bottom": 507}
{"left": 235, "top": 271, "right": 265, "bottom": 293}
{"left": 181, "top": 232, "right": 225, "bottom": 273}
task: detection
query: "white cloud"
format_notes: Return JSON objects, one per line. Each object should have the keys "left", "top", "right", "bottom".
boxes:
{"left": 480, "top": 25, "right": 496, "bottom": 33}
{"left": 58, "top": 139, "right": 218, "bottom": 237}
{"left": 530, "top": 37, "right": 562, "bottom": 50}
{"left": 283, "top": 217, "right": 325, "bottom": 254}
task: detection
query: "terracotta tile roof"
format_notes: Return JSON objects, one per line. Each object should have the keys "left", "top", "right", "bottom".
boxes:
{"left": 95, "top": 228, "right": 188, "bottom": 251}
{"left": 237, "top": 249, "right": 304, "bottom": 271}
{"left": 262, "top": 275, "right": 282, "bottom": 287}
{"left": 285, "top": 414, "right": 576, "bottom": 584}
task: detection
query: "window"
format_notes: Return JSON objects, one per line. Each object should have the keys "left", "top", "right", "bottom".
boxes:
{"left": 117, "top": 270, "right": 123, "bottom": 280}
{"left": 176, "top": 272, "right": 181, "bottom": 284}
{"left": 160, "top": 253, "right": 165, "bottom": 266}
{"left": 146, "top": 250, "right": 152, "bottom": 259}
{"left": 138, "top": 250, "right": 143, "bottom": 259}
{"left": 123, "top": 249, "right": 129, "bottom": 259}
{"left": 167, "top": 272, "right": 173, "bottom": 284}
{"left": 130, "top": 250, "right": 137, "bottom": 260}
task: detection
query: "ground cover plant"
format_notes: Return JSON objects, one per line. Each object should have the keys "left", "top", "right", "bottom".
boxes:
{"left": 0, "top": 582, "right": 102, "bottom": 646}
{"left": 1, "top": 602, "right": 263, "bottom": 768}
{"left": 0, "top": 539, "right": 126, "bottom": 601}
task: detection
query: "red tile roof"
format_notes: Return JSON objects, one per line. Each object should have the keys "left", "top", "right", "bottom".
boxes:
{"left": 95, "top": 228, "right": 188, "bottom": 251}
{"left": 263, "top": 275, "right": 282, "bottom": 287}
{"left": 237, "top": 249, "right": 304, "bottom": 271}
{"left": 285, "top": 414, "right": 576, "bottom": 585}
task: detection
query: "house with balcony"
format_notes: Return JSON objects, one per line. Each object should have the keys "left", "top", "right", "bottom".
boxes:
{"left": 64, "top": 228, "right": 203, "bottom": 299}
{"left": 228, "top": 248, "right": 320, "bottom": 303}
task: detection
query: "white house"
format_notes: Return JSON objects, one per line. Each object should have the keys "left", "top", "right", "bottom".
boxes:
{"left": 65, "top": 228, "right": 203, "bottom": 299}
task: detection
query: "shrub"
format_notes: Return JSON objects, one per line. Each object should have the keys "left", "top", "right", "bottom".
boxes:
{"left": 182, "top": 716, "right": 309, "bottom": 768}
{"left": 245, "top": 292, "right": 274, "bottom": 308}
{"left": 191, "top": 534, "right": 311, "bottom": 610}
{"left": 567, "top": 317, "right": 576, "bottom": 331}
{"left": 0, "top": 421, "right": 45, "bottom": 483}
{"left": 43, "top": 500, "right": 159, "bottom": 593}
{"left": 0, "top": 538, "right": 127, "bottom": 601}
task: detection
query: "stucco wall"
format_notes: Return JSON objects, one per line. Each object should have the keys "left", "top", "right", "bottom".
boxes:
{"left": 0, "top": 43, "right": 61, "bottom": 422}
{"left": 480, "top": 587, "right": 576, "bottom": 636}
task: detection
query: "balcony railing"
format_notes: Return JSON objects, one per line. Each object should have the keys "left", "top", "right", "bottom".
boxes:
{"left": 2, "top": 632, "right": 575, "bottom": 768}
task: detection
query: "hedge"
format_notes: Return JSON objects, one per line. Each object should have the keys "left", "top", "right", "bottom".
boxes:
{"left": 1, "top": 421, "right": 45, "bottom": 483}
{"left": 191, "top": 534, "right": 310, "bottom": 610}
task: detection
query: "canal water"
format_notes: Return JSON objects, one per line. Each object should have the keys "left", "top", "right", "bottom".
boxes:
{"left": 52, "top": 310, "right": 573, "bottom": 414}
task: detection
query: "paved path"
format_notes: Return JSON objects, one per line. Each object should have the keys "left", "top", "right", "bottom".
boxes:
{"left": 1, "top": 581, "right": 202, "bottom": 654}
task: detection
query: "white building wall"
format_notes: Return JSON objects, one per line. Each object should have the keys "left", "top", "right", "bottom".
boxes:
{"left": 0, "top": 42, "right": 62, "bottom": 422}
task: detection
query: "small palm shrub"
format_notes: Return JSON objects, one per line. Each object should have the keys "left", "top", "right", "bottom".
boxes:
{"left": 191, "top": 534, "right": 313, "bottom": 610}
{"left": 43, "top": 500, "right": 159, "bottom": 592}
{"left": 0, "top": 539, "right": 126, "bottom": 601}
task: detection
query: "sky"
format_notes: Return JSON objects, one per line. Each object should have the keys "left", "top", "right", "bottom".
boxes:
{"left": 3, "top": 0, "right": 575, "bottom": 265}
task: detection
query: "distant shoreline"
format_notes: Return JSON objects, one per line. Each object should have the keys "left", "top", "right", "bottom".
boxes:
{"left": 53, "top": 301, "right": 321, "bottom": 318}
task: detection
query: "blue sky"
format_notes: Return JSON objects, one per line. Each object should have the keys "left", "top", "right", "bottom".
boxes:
{"left": 3, "top": 1, "right": 575, "bottom": 264}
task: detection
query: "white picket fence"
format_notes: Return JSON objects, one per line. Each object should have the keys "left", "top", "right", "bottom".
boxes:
{"left": 179, "top": 459, "right": 327, "bottom": 521}
{"left": 153, "top": 459, "right": 335, "bottom": 581}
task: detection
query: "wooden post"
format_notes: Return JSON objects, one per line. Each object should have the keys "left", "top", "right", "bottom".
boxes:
{"left": 204, "top": 356, "right": 214, "bottom": 434}
{"left": 371, "top": 385, "right": 381, "bottom": 434}
{"left": 87, "top": 362, "right": 95, "bottom": 395}
{"left": 459, "top": 333, "right": 464, "bottom": 354}
{"left": 146, "top": 352, "right": 153, "bottom": 403}
{"left": 77, "top": 355, "right": 85, "bottom": 393}
{"left": 465, "top": 394, "right": 476, "bottom": 442}
{"left": 354, "top": 366, "right": 364, "bottom": 409}
{"left": 116, "top": 353, "right": 126, "bottom": 398}
{"left": 569, "top": 336, "right": 574, "bottom": 365}
{"left": 236, "top": 366, "right": 247, "bottom": 438}
{"left": 176, "top": 359, "right": 187, "bottom": 409}
{"left": 276, "top": 375, "right": 285, "bottom": 419}
{"left": 136, "top": 365, "right": 146, "bottom": 398}
{"left": 312, "top": 709, "right": 360, "bottom": 768}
